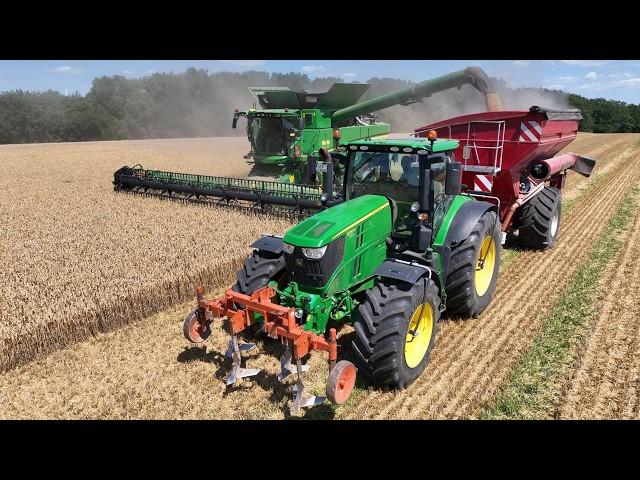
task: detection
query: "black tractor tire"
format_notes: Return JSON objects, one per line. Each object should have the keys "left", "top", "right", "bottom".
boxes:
{"left": 351, "top": 278, "right": 441, "bottom": 389}
{"left": 445, "top": 209, "right": 501, "bottom": 318}
{"left": 233, "top": 250, "right": 286, "bottom": 295}
{"left": 232, "top": 249, "right": 287, "bottom": 337}
{"left": 515, "top": 186, "right": 562, "bottom": 250}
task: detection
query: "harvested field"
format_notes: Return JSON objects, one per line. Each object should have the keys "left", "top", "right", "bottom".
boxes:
{"left": 1, "top": 133, "right": 639, "bottom": 419}
{"left": 0, "top": 138, "right": 294, "bottom": 372}
{"left": 555, "top": 188, "right": 640, "bottom": 419}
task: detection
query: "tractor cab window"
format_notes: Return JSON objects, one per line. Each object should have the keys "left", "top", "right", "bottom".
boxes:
{"left": 348, "top": 149, "right": 451, "bottom": 239}
{"left": 349, "top": 151, "right": 419, "bottom": 202}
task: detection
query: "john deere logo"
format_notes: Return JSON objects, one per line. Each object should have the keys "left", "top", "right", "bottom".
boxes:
{"left": 295, "top": 258, "right": 304, "bottom": 267}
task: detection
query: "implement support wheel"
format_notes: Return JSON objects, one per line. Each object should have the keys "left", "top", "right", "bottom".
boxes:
{"left": 183, "top": 309, "right": 211, "bottom": 343}
{"left": 326, "top": 360, "right": 357, "bottom": 405}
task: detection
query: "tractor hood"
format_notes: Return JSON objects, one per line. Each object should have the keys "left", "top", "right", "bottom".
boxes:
{"left": 283, "top": 195, "right": 391, "bottom": 248}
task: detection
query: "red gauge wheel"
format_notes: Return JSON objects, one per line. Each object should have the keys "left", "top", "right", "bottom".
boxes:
{"left": 183, "top": 309, "right": 211, "bottom": 343}
{"left": 326, "top": 360, "right": 357, "bottom": 405}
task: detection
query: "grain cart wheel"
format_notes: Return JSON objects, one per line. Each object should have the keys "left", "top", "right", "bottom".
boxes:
{"left": 445, "top": 210, "right": 501, "bottom": 318}
{"left": 515, "top": 186, "right": 562, "bottom": 250}
{"left": 232, "top": 250, "right": 287, "bottom": 337}
{"left": 351, "top": 278, "right": 440, "bottom": 389}
{"left": 326, "top": 360, "right": 357, "bottom": 405}
{"left": 183, "top": 309, "right": 211, "bottom": 343}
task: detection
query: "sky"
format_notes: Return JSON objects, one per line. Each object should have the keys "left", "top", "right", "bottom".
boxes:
{"left": 1, "top": 60, "right": 639, "bottom": 104}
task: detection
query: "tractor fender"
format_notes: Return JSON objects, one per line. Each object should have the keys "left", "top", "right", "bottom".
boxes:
{"left": 250, "top": 235, "right": 283, "bottom": 255}
{"left": 445, "top": 200, "right": 496, "bottom": 247}
{"left": 375, "top": 259, "right": 432, "bottom": 285}
{"left": 433, "top": 200, "right": 497, "bottom": 289}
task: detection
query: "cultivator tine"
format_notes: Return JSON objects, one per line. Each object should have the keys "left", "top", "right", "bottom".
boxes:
{"left": 225, "top": 335, "right": 261, "bottom": 386}
{"left": 278, "top": 343, "right": 309, "bottom": 383}
{"left": 225, "top": 338, "right": 256, "bottom": 358}
{"left": 289, "top": 357, "right": 324, "bottom": 415}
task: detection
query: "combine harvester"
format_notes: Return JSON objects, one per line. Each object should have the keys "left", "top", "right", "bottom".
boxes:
{"left": 113, "top": 67, "right": 501, "bottom": 216}
{"left": 183, "top": 101, "right": 596, "bottom": 414}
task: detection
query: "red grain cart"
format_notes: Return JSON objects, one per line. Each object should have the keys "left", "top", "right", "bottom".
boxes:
{"left": 416, "top": 106, "right": 596, "bottom": 248}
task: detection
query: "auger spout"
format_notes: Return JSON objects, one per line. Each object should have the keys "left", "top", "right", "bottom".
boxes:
{"left": 331, "top": 67, "right": 502, "bottom": 124}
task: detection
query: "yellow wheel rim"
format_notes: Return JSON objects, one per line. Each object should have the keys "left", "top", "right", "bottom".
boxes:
{"left": 475, "top": 235, "right": 496, "bottom": 297}
{"left": 404, "top": 303, "right": 434, "bottom": 369}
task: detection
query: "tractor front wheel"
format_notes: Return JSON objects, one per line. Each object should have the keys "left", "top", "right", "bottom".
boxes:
{"left": 351, "top": 278, "right": 440, "bottom": 389}
{"left": 445, "top": 209, "right": 501, "bottom": 318}
{"left": 232, "top": 249, "right": 287, "bottom": 337}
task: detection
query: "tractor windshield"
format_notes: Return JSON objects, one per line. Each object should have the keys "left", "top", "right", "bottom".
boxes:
{"left": 348, "top": 151, "right": 421, "bottom": 202}
{"left": 248, "top": 116, "right": 289, "bottom": 156}
{"left": 347, "top": 150, "right": 448, "bottom": 237}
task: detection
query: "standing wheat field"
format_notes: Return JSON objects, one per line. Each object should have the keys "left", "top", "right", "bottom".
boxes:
{"left": 0, "top": 138, "right": 294, "bottom": 372}
{"left": 2, "top": 133, "right": 639, "bottom": 419}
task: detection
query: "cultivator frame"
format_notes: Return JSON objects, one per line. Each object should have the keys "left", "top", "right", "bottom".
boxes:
{"left": 113, "top": 164, "right": 327, "bottom": 218}
{"left": 187, "top": 286, "right": 347, "bottom": 414}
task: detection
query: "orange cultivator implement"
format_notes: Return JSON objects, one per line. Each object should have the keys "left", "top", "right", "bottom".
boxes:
{"left": 183, "top": 286, "right": 356, "bottom": 414}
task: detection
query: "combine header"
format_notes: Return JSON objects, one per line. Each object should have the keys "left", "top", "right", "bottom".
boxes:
{"left": 114, "top": 67, "right": 502, "bottom": 216}
{"left": 182, "top": 105, "right": 595, "bottom": 414}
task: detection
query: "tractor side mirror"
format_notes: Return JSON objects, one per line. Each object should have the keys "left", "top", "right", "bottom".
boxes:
{"left": 445, "top": 161, "right": 462, "bottom": 196}
{"left": 232, "top": 116, "right": 238, "bottom": 129}
{"left": 297, "top": 117, "right": 305, "bottom": 130}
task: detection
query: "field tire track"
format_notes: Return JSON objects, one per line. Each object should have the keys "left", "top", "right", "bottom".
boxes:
{"left": 556, "top": 195, "right": 640, "bottom": 419}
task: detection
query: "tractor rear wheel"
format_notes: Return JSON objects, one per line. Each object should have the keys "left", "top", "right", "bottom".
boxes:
{"left": 515, "top": 186, "right": 562, "bottom": 250}
{"left": 445, "top": 210, "right": 501, "bottom": 318}
{"left": 233, "top": 249, "right": 287, "bottom": 336}
{"left": 351, "top": 278, "right": 440, "bottom": 389}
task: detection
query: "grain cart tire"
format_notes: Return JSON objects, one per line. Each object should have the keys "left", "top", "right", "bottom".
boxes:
{"left": 351, "top": 278, "right": 440, "bottom": 389}
{"left": 445, "top": 210, "right": 501, "bottom": 318}
{"left": 232, "top": 250, "right": 287, "bottom": 337}
{"left": 515, "top": 186, "right": 561, "bottom": 250}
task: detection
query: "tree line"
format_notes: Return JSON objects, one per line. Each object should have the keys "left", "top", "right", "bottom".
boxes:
{"left": 0, "top": 68, "right": 638, "bottom": 144}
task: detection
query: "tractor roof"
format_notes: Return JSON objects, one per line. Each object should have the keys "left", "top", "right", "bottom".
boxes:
{"left": 345, "top": 137, "right": 459, "bottom": 153}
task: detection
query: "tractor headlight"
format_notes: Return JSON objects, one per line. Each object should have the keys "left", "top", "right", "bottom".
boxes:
{"left": 283, "top": 242, "right": 295, "bottom": 254}
{"left": 302, "top": 245, "right": 327, "bottom": 260}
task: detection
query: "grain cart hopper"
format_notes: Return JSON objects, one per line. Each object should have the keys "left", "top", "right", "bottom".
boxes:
{"left": 415, "top": 106, "right": 596, "bottom": 249}
{"left": 114, "top": 67, "right": 502, "bottom": 216}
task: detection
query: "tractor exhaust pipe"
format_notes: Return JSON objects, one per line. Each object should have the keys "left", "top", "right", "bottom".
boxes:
{"left": 319, "top": 148, "right": 334, "bottom": 205}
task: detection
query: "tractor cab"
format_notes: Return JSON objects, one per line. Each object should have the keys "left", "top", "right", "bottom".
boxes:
{"left": 341, "top": 137, "right": 460, "bottom": 251}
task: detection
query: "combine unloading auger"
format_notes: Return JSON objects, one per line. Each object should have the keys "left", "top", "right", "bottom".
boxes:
{"left": 114, "top": 67, "right": 503, "bottom": 215}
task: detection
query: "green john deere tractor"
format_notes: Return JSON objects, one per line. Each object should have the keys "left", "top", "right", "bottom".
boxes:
{"left": 185, "top": 135, "right": 501, "bottom": 413}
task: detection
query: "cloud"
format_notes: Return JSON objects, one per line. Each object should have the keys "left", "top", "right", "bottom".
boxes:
{"left": 512, "top": 60, "right": 530, "bottom": 67}
{"left": 575, "top": 75, "right": 640, "bottom": 91}
{"left": 607, "top": 72, "right": 633, "bottom": 79}
{"left": 301, "top": 65, "right": 325, "bottom": 73}
{"left": 550, "top": 76, "right": 577, "bottom": 82}
{"left": 221, "top": 60, "right": 266, "bottom": 67}
{"left": 342, "top": 72, "right": 356, "bottom": 78}
{"left": 121, "top": 70, "right": 136, "bottom": 77}
{"left": 52, "top": 66, "right": 84, "bottom": 75}
{"left": 560, "top": 60, "right": 609, "bottom": 67}
{"left": 585, "top": 72, "right": 598, "bottom": 80}
{"left": 546, "top": 84, "right": 566, "bottom": 90}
